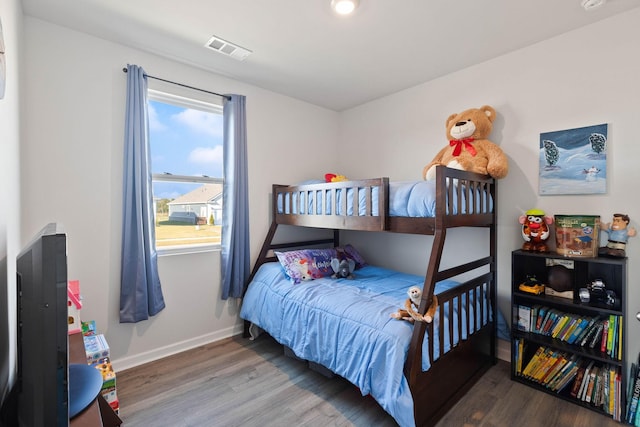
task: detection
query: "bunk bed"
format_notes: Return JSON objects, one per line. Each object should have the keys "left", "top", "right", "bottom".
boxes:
{"left": 240, "top": 166, "right": 497, "bottom": 427}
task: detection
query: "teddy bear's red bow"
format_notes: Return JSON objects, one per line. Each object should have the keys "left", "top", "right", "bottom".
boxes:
{"left": 449, "top": 137, "right": 476, "bottom": 156}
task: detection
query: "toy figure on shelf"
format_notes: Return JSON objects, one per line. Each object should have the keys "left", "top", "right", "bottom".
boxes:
{"left": 519, "top": 209, "right": 553, "bottom": 252}
{"left": 599, "top": 213, "right": 636, "bottom": 258}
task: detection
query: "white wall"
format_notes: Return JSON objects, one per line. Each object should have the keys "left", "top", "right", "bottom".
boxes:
{"left": 21, "top": 17, "right": 339, "bottom": 370}
{"left": 338, "top": 9, "right": 640, "bottom": 363}
{"left": 0, "top": 0, "right": 22, "bottom": 402}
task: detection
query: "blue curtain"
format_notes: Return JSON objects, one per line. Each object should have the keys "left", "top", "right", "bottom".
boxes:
{"left": 120, "top": 64, "right": 166, "bottom": 322}
{"left": 221, "top": 94, "right": 250, "bottom": 299}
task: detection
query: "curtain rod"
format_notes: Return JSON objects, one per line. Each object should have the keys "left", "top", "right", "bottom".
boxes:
{"left": 122, "top": 67, "right": 231, "bottom": 101}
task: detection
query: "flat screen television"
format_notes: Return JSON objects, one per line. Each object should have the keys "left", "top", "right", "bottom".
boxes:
{"left": 16, "top": 223, "right": 69, "bottom": 426}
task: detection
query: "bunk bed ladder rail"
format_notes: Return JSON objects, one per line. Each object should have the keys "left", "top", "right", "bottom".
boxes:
{"left": 405, "top": 166, "right": 497, "bottom": 425}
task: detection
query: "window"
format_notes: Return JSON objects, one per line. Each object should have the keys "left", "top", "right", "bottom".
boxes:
{"left": 148, "top": 90, "right": 224, "bottom": 251}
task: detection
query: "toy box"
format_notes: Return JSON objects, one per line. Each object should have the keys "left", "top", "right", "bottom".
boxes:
{"left": 554, "top": 215, "right": 600, "bottom": 257}
{"left": 83, "top": 334, "right": 110, "bottom": 363}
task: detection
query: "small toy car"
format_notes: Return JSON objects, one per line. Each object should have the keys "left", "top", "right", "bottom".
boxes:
{"left": 518, "top": 275, "right": 545, "bottom": 295}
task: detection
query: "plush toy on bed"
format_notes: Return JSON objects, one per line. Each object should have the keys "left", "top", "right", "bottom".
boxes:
{"left": 390, "top": 286, "right": 439, "bottom": 323}
{"left": 331, "top": 258, "right": 356, "bottom": 279}
{"left": 422, "top": 105, "right": 508, "bottom": 180}
{"left": 324, "top": 173, "right": 348, "bottom": 183}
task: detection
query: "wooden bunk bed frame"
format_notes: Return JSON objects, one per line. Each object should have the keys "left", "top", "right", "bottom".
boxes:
{"left": 245, "top": 166, "right": 497, "bottom": 427}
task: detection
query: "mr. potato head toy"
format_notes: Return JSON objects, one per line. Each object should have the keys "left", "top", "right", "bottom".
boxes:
{"left": 519, "top": 209, "right": 553, "bottom": 252}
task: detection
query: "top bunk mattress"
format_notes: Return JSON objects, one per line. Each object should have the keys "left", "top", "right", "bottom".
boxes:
{"left": 277, "top": 179, "right": 493, "bottom": 218}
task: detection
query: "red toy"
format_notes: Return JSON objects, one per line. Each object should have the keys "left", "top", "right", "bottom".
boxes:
{"left": 519, "top": 209, "right": 553, "bottom": 252}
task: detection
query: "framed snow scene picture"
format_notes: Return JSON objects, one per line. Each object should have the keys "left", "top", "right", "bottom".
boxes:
{"left": 539, "top": 123, "right": 607, "bottom": 195}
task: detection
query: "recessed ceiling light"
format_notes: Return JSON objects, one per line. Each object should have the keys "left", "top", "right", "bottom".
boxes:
{"left": 331, "top": 0, "right": 359, "bottom": 15}
{"left": 581, "top": 0, "right": 606, "bottom": 11}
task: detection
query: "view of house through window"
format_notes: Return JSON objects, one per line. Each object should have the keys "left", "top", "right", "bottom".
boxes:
{"left": 148, "top": 90, "right": 224, "bottom": 249}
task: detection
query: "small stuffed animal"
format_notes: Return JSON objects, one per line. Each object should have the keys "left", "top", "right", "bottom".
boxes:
{"left": 423, "top": 105, "right": 508, "bottom": 180}
{"left": 390, "top": 286, "right": 439, "bottom": 323}
{"left": 324, "top": 173, "right": 348, "bottom": 183}
{"left": 331, "top": 258, "right": 355, "bottom": 279}
{"left": 292, "top": 259, "right": 314, "bottom": 281}
{"left": 519, "top": 208, "right": 553, "bottom": 252}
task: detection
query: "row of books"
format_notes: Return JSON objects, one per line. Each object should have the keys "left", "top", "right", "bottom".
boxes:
{"left": 515, "top": 341, "right": 622, "bottom": 420}
{"left": 515, "top": 304, "right": 623, "bottom": 360}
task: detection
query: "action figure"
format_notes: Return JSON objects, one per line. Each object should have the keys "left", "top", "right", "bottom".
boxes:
{"left": 599, "top": 213, "right": 636, "bottom": 257}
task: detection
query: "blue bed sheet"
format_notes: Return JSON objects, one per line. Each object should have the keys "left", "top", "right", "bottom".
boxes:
{"left": 240, "top": 263, "right": 494, "bottom": 427}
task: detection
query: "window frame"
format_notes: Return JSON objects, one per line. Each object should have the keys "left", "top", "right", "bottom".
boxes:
{"left": 147, "top": 89, "right": 224, "bottom": 256}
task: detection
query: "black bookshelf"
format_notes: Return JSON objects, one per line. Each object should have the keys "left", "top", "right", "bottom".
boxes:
{"left": 511, "top": 250, "right": 627, "bottom": 422}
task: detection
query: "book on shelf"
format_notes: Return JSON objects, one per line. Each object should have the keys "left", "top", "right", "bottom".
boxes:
{"left": 618, "top": 318, "right": 623, "bottom": 361}
{"left": 551, "top": 314, "right": 571, "bottom": 339}
{"left": 589, "top": 319, "right": 609, "bottom": 348}
{"left": 522, "top": 346, "right": 545, "bottom": 379}
{"left": 552, "top": 361, "right": 580, "bottom": 393}
{"left": 528, "top": 348, "right": 555, "bottom": 381}
{"left": 516, "top": 338, "right": 524, "bottom": 375}
{"left": 541, "top": 309, "right": 559, "bottom": 336}
{"left": 541, "top": 353, "right": 568, "bottom": 385}
{"left": 570, "top": 361, "right": 588, "bottom": 398}
{"left": 516, "top": 305, "right": 532, "bottom": 332}
{"left": 547, "top": 355, "right": 577, "bottom": 390}
{"left": 626, "top": 361, "right": 639, "bottom": 423}
{"left": 559, "top": 316, "right": 580, "bottom": 342}
{"left": 584, "top": 365, "right": 599, "bottom": 403}
{"left": 574, "top": 316, "right": 598, "bottom": 344}
{"left": 608, "top": 366, "right": 616, "bottom": 416}
{"left": 580, "top": 317, "right": 602, "bottom": 347}
{"left": 567, "top": 317, "right": 590, "bottom": 344}
{"left": 600, "top": 319, "right": 610, "bottom": 353}
{"left": 535, "top": 306, "right": 548, "bottom": 333}
{"left": 577, "top": 361, "right": 595, "bottom": 401}
{"left": 534, "top": 350, "right": 562, "bottom": 383}
{"left": 615, "top": 371, "right": 622, "bottom": 421}
{"left": 607, "top": 315, "right": 616, "bottom": 358}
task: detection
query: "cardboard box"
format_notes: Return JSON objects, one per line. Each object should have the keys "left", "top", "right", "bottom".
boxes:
{"left": 82, "top": 320, "right": 97, "bottom": 336}
{"left": 554, "top": 215, "right": 600, "bottom": 257}
{"left": 84, "top": 334, "right": 110, "bottom": 363}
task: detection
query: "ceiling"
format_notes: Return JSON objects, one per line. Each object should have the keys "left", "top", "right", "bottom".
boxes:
{"left": 21, "top": 0, "right": 640, "bottom": 111}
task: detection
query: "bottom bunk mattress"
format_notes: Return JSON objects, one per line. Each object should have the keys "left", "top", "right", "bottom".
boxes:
{"left": 240, "top": 263, "right": 495, "bottom": 427}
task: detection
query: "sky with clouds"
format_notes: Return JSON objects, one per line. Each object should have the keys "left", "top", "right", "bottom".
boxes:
{"left": 149, "top": 100, "right": 223, "bottom": 177}
{"left": 149, "top": 100, "right": 223, "bottom": 199}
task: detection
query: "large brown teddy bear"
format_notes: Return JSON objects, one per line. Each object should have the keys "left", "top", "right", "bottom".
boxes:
{"left": 422, "top": 105, "right": 508, "bottom": 180}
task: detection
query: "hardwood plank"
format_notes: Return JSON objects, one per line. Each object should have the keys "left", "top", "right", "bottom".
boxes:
{"left": 117, "top": 335, "right": 621, "bottom": 427}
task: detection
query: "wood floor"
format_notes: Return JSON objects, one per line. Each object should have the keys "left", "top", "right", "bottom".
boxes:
{"left": 116, "top": 334, "right": 622, "bottom": 427}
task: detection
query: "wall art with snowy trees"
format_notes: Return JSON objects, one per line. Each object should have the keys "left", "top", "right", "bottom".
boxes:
{"left": 539, "top": 123, "right": 607, "bottom": 195}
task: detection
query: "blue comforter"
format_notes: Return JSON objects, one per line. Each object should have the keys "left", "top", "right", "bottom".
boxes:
{"left": 240, "top": 263, "right": 492, "bottom": 427}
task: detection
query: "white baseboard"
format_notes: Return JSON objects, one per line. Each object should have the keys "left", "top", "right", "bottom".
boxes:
{"left": 111, "top": 323, "right": 244, "bottom": 372}
{"left": 497, "top": 337, "right": 510, "bottom": 362}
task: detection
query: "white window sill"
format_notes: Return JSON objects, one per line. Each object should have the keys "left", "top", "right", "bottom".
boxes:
{"left": 157, "top": 244, "right": 221, "bottom": 257}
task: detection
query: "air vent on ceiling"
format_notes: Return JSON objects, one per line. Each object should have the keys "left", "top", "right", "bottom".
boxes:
{"left": 204, "top": 35, "right": 252, "bottom": 61}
